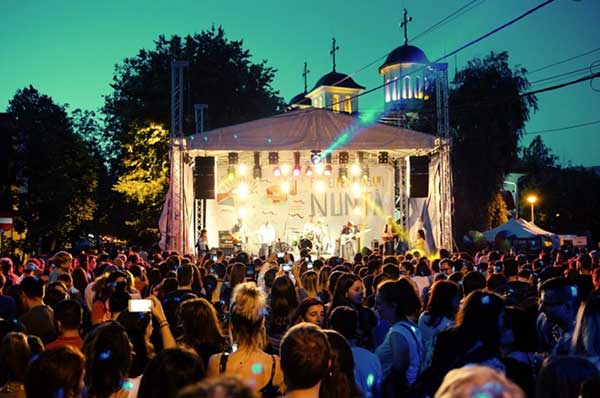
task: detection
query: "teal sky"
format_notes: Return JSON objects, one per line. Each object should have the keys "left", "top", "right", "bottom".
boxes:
{"left": 2, "top": 0, "right": 599, "bottom": 166}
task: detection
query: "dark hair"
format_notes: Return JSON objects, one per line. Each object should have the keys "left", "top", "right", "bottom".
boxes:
{"left": 20, "top": 276, "right": 44, "bottom": 298}
{"left": 540, "top": 277, "right": 579, "bottom": 303}
{"left": 487, "top": 273, "right": 508, "bottom": 293}
{"left": 108, "top": 287, "right": 131, "bottom": 314}
{"left": 83, "top": 321, "right": 133, "bottom": 397}
{"left": 382, "top": 263, "right": 400, "bottom": 279}
{"left": 328, "top": 306, "right": 358, "bottom": 340}
{"left": 177, "top": 375, "right": 254, "bottom": 398}
{"left": 291, "top": 297, "right": 325, "bottom": 325}
{"left": 505, "top": 306, "right": 538, "bottom": 353}
{"left": 71, "top": 267, "right": 88, "bottom": 294}
{"left": 425, "top": 280, "right": 460, "bottom": 325}
{"left": 280, "top": 323, "right": 331, "bottom": 391}
{"left": 456, "top": 291, "right": 505, "bottom": 349}
{"left": 330, "top": 273, "right": 361, "bottom": 314}
{"left": 462, "top": 271, "right": 486, "bottom": 297}
{"left": 116, "top": 311, "right": 152, "bottom": 378}
{"left": 503, "top": 258, "right": 519, "bottom": 277}
{"left": 178, "top": 298, "right": 225, "bottom": 358}
{"left": 264, "top": 267, "right": 278, "bottom": 290}
{"left": 536, "top": 356, "right": 600, "bottom": 398}
{"left": 377, "top": 277, "right": 422, "bottom": 320}
{"left": 177, "top": 263, "right": 194, "bottom": 286}
{"left": 0, "top": 332, "right": 32, "bottom": 382}
{"left": 229, "top": 263, "right": 246, "bottom": 291}
{"left": 25, "top": 346, "right": 85, "bottom": 398}
{"left": 138, "top": 348, "right": 205, "bottom": 398}
{"left": 54, "top": 299, "right": 83, "bottom": 331}
{"left": 269, "top": 276, "right": 299, "bottom": 330}
{"left": 320, "top": 330, "right": 362, "bottom": 398}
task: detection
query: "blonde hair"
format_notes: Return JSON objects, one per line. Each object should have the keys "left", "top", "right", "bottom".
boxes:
{"left": 435, "top": 365, "right": 525, "bottom": 398}
{"left": 229, "top": 282, "right": 267, "bottom": 349}
{"left": 301, "top": 271, "right": 319, "bottom": 298}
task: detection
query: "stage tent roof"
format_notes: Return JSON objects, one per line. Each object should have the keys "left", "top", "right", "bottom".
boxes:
{"left": 482, "top": 218, "right": 558, "bottom": 241}
{"left": 183, "top": 107, "right": 440, "bottom": 155}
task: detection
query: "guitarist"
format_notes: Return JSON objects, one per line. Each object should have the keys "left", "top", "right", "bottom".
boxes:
{"left": 340, "top": 221, "right": 359, "bottom": 261}
{"left": 230, "top": 218, "right": 248, "bottom": 252}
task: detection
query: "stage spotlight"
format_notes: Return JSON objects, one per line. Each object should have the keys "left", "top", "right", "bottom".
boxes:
{"left": 339, "top": 166, "right": 348, "bottom": 179}
{"left": 227, "top": 165, "right": 236, "bottom": 180}
{"left": 273, "top": 166, "right": 281, "bottom": 177}
{"left": 281, "top": 164, "right": 291, "bottom": 175}
{"left": 228, "top": 152, "right": 239, "bottom": 165}
{"left": 351, "top": 163, "right": 361, "bottom": 176}
{"left": 339, "top": 151, "right": 349, "bottom": 164}
{"left": 305, "top": 166, "right": 313, "bottom": 176}
{"left": 268, "top": 152, "right": 279, "bottom": 165}
{"left": 315, "top": 180, "right": 326, "bottom": 193}
{"left": 352, "top": 182, "right": 362, "bottom": 198}
{"left": 237, "top": 183, "right": 249, "bottom": 199}
{"left": 324, "top": 164, "right": 333, "bottom": 176}
{"left": 310, "top": 150, "right": 322, "bottom": 164}
{"left": 238, "top": 164, "right": 248, "bottom": 176}
{"left": 239, "top": 207, "right": 249, "bottom": 219}
{"left": 362, "top": 166, "right": 370, "bottom": 180}
{"left": 378, "top": 151, "right": 389, "bottom": 164}
{"left": 292, "top": 165, "right": 301, "bottom": 177}
{"left": 281, "top": 181, "right": 290, "bottom": 194}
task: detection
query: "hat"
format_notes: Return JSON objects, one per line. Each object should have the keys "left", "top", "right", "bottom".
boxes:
{"left": 25, "top": 258, "right": 42, "bottom": 272}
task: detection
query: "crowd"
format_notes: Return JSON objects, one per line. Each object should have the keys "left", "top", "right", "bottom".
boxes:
{"left": 1, "top": 243, "right": 600, "bottom": 398}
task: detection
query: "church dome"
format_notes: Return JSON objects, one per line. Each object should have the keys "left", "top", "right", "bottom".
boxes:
{"left": 289, "top": 92, "right": 312, "bottom": 106}
{"left": 379, "top": 45, "right": 429, "bottom": 73}
{"left": 311, "top": 71, "right": 365, "bottom": 91}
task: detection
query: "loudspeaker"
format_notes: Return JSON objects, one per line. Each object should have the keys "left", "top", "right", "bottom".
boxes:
{"left": 194, "top": 157, "right": 215, "bottom": 199}
{"left": 409, "top": 156, "right": 429, "bottom": 198}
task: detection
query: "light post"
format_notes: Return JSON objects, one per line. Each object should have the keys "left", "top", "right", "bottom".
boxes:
{"left": 527, "top": 195, "right": 538, "bottom": 224}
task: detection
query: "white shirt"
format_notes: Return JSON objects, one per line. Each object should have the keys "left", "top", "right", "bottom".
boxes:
{"left": 258, "top": 223, "right": 275, "bottom": 245}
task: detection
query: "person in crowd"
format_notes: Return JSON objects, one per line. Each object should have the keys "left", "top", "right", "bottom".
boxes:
{"left": 18, "top": 276, "right": 56, "bottom": 343}
{"left": 317, "top": 266, "right": 332, "bottom": 303}
{"left": 462, "top": 271, "right": 487, "bottom": 297}
{"left": 0, "top": 332, "right": 32, "bottom": 398}
{"left": 418, "top": 280, "right": 461, "bottom": 369}
{"left": 0, "top": 273, "right": 17, "bottom": 321}
{"left": 177, "top": 297, "right": 227, "bottom": 368}
{"left": 291, "top": 297, "right": 325, "bottom": 327}
{"left": 24, "top": 346, "right": 85, "bottom": 398}
{"left": 138, "top": 348, "right": 205, "bottom": 398}
{"left": 116, "top": 311, "right": 153, "bottom": 379}
{"left": 45, "top": 299, "right": 84, "bottom": 350}
{"left": 220, "top": 263, "right": 246, "bottom": 307}
{"left": 321, "top": 330, "right": 362, "bottom": 398}
{"left": 298, "top": 270, "right": 319, "bottom": 301}
{"left": 162, "top": 263, "right": 201, "bottom": 329}
{"left": 280, "top": 323, "right": 331, "bottom": 398}
{"left": 0, "top": 258, "right": 17, "bottom": 288}
{"left": 207, "top": 282, "right": 283, "bottom": 398}
{"left": 177, "top": 376, "right": 254, "bottom": 398}
{"left": 538, "top": 277, "right": 579, "bottom": 355}
{"left": 266, "top": 275, "right": 298, "bottom": 352}
{"left": 536, "top": 356, "right": 600, "bottom": 398}
{"left": 329, "top": 273, "right": 376, "bottom": 350}
{"left": 196, "top": 229, "right": 209, "bottom": 258}
{"left": 374, "top": 277, "right": 423, "bottom": 397}
{"left": 571, "top": 294, "right": 600, "bottom": 371}
{"left": 108, "top": 286, "right": 131, "bottom": 321}
{"left": 49, "top": 251, "right": 73, "bottom": 283}
{"left": 414, "top": 290, "right": 508, "bottom": 397}
{"left": 329, "top": 306, "right": 382, "bottom": 398}
{"left": 435, "top": 365, "right": 525, "bottom": 398}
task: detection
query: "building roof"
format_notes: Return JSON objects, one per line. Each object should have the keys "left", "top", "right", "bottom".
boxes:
{"left": 289, "top": 92, "right": 312, "bottom": 106}
{"left": 379, "top": 45, "right": 429, "bottom": 73}
{"left": 311, "top": 71, "right": 365, "bottom": 91}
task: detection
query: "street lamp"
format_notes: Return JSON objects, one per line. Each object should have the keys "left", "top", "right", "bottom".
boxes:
{"left": 527, "top": 195, "right": 538, "bottom": 224}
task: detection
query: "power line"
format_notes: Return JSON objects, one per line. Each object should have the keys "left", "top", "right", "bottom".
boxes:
{"left": 327, "top": 0, "right": 557, "bottom": 110}
{"left": 524, "top": 119, "right": 600, "bottom": 135}
{"left": 521, "top": 71, "right": 600, "bottom": 97}
{"left": 529, "top": 65, "right": 592, "bottom": 85}
{"left": 527, "top": 47, "right": 600, "bottom": 75}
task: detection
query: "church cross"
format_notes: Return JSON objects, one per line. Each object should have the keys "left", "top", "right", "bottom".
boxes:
{"left": 330, "top": 37, "right": 340, "bottom": 72}
{"left": 302, "top": 62, "right": 310, "bottom": 93}
{"left": 400, "top": 8, "right": 413, "bottom": 45}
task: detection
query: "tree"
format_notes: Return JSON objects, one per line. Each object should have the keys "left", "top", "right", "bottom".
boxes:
{"left": 102, "top": 27, "right": 284, "bottom": 242}
{"left": 5, "top": 86, "right": 100, "bottom": 252}
{"left": 450, "top": 51, "right": 538, "bottom": 238}
{"left": 521, "top": 135, "right": 558, "bottom": 172}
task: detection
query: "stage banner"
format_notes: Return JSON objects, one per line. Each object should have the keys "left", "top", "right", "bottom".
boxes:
{"left": 212, "top": 164, "right": 395, "bottom": 255}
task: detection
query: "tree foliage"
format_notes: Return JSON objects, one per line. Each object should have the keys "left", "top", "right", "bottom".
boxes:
{"left": 102, "top": 27, "right": 284, "bottom": 242}
{"left": 450, "top": 51, "right": 538, "bottom": 237}
{"left": 5, "top": 86, "right": 101, "bottom": 252}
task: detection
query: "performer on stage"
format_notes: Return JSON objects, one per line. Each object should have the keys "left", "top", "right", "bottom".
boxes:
{"left": 382, "top": 216, "right": 398, "bottom": 256}
{"left": 339, "top": 221, "right": 359, "bottom": 261}
{"left": 303, "top": 215, "right": 317, "bottom": 239}
{"left": 196, "top": 229, "right": 209, "bottom": 257}
{"left": 257, "top": 220, "right": 276, "bottom": 258}
{"left": 231, "top": 218, "right": 248, "bottom": 252}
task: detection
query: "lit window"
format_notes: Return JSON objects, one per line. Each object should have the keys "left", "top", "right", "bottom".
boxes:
{"left": 415, "top": 77, "right": 421, "bottom": 99}
{"left": 402, "top": 77, "right": 409, "bottom": 99}
{"left": 385, "top": 79, "right": 390, "bottom": 102}
{"left": 407, "top": 76, "right": 412, "bottom": 99}
{"left": 344, "top": 96, "right": 352, "bottom": 113}
{"left": 332, "top": 94, "right": 340, "bottom": 112}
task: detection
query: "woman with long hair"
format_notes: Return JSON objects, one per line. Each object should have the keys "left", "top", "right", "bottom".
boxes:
{"left": 329, "top": 273, "right": 376, "bottom": 349}
{"left": 0, "top": 332, "right": 32, "bottom": 397}
{"left": 207, "top": 283, "right": 283, "bottom": 398}
{"left": 418, "top": 280, "right": 460, "bottom": 368}
{"left": 317, "top": 266, "right": 332, "bottom": 303}
{"left": 266, "top": 276, "right": 298, "bottom": 352}
{"left": 220, "top": 263, "right": 246, "bottom": 307}
{"left": 291, "top": 297, "right": 325, "bottom": 327}
{"left": 177, "top": 297, "right": 227, "bottom": 368}
{"left": 299, "top": 270, "right": 319, "bottom": 300}
{"left": 25, "top": 346, "right": 85, "bottom": 398}
{"left": 320, "top": 330, "right": 362, "bottom": 398}
{"left": 571, "top": 294, "right": 600, "bottom": 371}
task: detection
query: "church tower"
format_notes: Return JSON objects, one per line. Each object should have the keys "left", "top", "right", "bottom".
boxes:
{"left": 305, "top": 38, "right": 365, "bottom": 114}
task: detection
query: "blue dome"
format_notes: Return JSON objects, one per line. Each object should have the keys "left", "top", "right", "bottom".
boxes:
{"left": 311, "top": 71, "right": 365, "bottom": 91}
{"left": 379, "top": 45, "right": 429, "bottom": 73}
{"left": 289, "top": 92, "right": 312, "bottom": 106}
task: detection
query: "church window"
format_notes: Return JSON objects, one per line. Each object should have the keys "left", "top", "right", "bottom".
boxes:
{"left": 344, "top": 96, "right": 352, "bottom": 113}
{"left": 385, "top": 79, "right": 391, "bottom": 102}
{"left": 332, "top": 94, "right": 341, "bottom": 113}
{"left": 415, "top": 77, "right": 421, "bottom": 99}
{"left": 402, "top": 77, "right": 409, "bottom": 99}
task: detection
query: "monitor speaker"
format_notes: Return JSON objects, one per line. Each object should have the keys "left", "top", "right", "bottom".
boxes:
{"left": 409, "top": 156, "right": 429, "bottom": 198}
{"left": 194, "top": 157, "right": 215, "bottom": 199}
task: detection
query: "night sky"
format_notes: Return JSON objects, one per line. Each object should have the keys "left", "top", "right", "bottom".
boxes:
{"left": 2, "top": 0, "right": 599, "bottom": 166}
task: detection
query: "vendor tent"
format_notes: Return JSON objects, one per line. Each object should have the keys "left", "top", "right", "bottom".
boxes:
{"left": 160, "top": 108, "right": 453, "bottom": 255}
{"left": 483, "top": 218, "right": 559, "bottom": 248}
